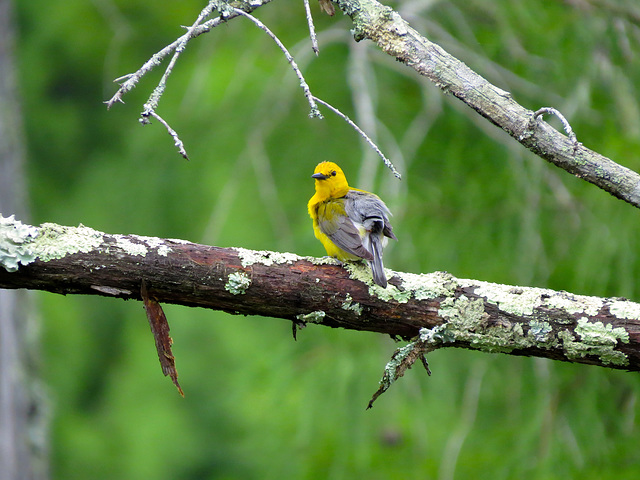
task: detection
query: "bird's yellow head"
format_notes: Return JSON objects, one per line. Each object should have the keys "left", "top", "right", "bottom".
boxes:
{"left": 311, "top": 161, "right": 350, "bottom": 199}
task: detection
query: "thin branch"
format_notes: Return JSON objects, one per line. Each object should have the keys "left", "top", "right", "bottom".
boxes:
{"left": 313, "top": 96, "right": 402, "bottom": 178}
{"left": 141, "top": 110, "right": 189, "bottom": 160}
{"left": 303, "top": 0, "right": 320, "bottom": 55}
{"left": 232, "top": 7, "right": 322, "bottom": 118}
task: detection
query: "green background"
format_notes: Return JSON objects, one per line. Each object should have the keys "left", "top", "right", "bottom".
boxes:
{"left": 13, "top": 0, "right": 640, "bottom": 478}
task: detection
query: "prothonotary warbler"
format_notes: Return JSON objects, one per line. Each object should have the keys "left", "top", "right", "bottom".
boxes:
{"left": 308, "top": 161, "right": 397, "bottom": 287}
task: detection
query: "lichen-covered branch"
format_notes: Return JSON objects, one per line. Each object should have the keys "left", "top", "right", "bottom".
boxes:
{"left": 337, "top": 0, "right": 640, "bottom": 208}
{"left": 1, "top": 216, "right": 639, "bottom": 371}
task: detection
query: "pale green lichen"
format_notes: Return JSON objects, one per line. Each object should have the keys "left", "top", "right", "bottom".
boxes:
{"left": 609, "top": 299, "right": 640, "bottom": 320}
{"left": 0, "top": 217, "right": 176, "bottom": 271}
{"left": 31, "top": 222, "right": 104, "bottom": 263}
{"left": 225, "top": 272, "right": 251, "bottom": 295}
{"left": 233, "top": 247, "right": 302, "bottom": 267}
{"left": 0, "top": 215, "right": 39, "bottom": 272}
{"left": 307, "top": 255, "right": 342, "bottom": 266}
{"left": 419, "top": 324, "right": 455, "bottom": 344}
{"left": 296, "top": 310, "right": 326, "bottom": 324}
{"left": 471, "top": 281, "right": 550, "bottom": 316}
{"left": 398, "top": 271, "right": 457, "bottom": 300}
{"left": 342, "top": 264, "right": 458, "bottom": 304}
{"left": 559, "top": 317, "right": 629, "bottom": 366}
{"left": 114, "top": 236, "right": 148, "bottom": 257}
{"left": 379, "top": 342, "right": 415, "bottom": 388}
{"left": 133, "top": 235, "right": 173, "bottom": 257}
{"left": 469, "top": 280, "right": 605, "bottom": 318}
{"left": 437, "top": 295, "right": 536, "bottom": 354}
{"left": 341, "top": 293, "right": 363, "bottom": 316}
{"left": 343, "top": 262, "right": 415, "bottom": 302}
{"left": 438, "top": 295, "right": 486, "bottom": 330}
{"left": 545, "top": 292, "right": 603, "bottom": 317}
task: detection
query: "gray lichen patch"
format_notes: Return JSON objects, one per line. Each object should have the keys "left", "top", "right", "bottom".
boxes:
{"left": 528, "top": 319, "right": 554, "bottom": 343}
{"left": 233, "top": 247, "right": 302, "bottom": 267}
{"left": 1, "top": 215, "right": 39, "bottom": 272}
{"left": 225, "top": 272, "right": 252, "bottom": 295}
{"left": 559, "top": 318, "right": 629, "bottom": 366}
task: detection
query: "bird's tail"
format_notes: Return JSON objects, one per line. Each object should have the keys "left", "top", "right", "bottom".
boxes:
{"left": 368, "top": 235, "right": 387, "bottom": 288}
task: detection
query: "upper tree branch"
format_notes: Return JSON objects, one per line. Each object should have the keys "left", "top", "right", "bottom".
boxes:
{"left": 337, "top": 0, "right": 640, "bottom": 208}
{"left": 1, "top": 219, "right": 639, "bottom": 371}
{"left": 106, "top": 0, "right": 639, "bottom": 203}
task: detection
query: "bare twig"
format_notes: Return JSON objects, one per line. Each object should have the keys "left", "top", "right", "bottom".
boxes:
{"left": 233, "top": 6, "right": 400, "bottom": 176}
{"left": 303, "top": 0, "right": 319, "bottom": 55}
{"left": 312, "top": 96, "right": 402, "bottom": 178}
{"left": 533, "top": 107, "right": 579, "bottom": 148}
{"left": 141, "top": 110, "right": 189, "bottom": 160}
{"left": 140, "top": 1, "right": 218, "bottom": 117}
{"left": 131, "top": 2, "right": 219, "bottom": 159}
{"left": 232, "top": 7, "right": 322, "bottom": 118}
{"left": 105, "top": 0, "right": 276, "bottom": 109}
{"left": 106, "top": 0, "right": 399, "bottom": 172}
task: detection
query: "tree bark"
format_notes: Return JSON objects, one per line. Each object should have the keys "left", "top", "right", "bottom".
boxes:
{"left": 1, "top": 219, "right": 639, "bottom": 372}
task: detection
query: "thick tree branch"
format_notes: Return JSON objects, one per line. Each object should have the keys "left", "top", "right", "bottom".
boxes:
{"left": 1, "top": 218, "right": 639, "bottom": 371}
{"left": 337, "top": 0, "right": 640, "bottom": 208}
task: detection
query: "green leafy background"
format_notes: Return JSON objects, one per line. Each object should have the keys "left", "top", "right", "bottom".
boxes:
{"left": 14, "top": 0, "right": 640, "bottom": 478}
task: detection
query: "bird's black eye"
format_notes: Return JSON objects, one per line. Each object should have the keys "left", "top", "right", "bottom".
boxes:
{"left": 331, "top": 170, "right": 337, "bottom": 176}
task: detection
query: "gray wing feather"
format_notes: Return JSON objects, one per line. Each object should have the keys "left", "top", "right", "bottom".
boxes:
{"left": 317, "top": 201, "right": 374, "bottom": 260}
{"left": 344, "top": 190, "right": 396, "bottom": 241}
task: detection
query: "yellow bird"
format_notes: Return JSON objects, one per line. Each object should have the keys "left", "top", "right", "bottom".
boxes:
{"left": 308, "top": 161, "right": 396, "bottom": 287}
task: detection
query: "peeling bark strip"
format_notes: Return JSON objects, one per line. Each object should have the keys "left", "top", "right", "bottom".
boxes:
{"left": 338, "top": 0, "right": 640, "bottom": 208}
{"left": 141, "top": 280, "right": 184, "bottom": 396}
{"left": 1, "top": 218, "right": 640, "bottom": 370}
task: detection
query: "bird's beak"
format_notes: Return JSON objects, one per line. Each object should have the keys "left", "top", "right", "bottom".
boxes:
{"left": 311, "top": 172, "right": 329, "bottom": 180}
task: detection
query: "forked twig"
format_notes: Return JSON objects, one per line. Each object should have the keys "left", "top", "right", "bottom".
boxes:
{"left": 106, "top": 1, "right": 233, "bottom": 109}
{"left": 232, "top": 7, "right": 322, "bottom": 118}
{"left": 141, "top": 1, "right": 219, "bottom": 117}
{"left": 106, "top": 0, "right": 398, "bottom": 175}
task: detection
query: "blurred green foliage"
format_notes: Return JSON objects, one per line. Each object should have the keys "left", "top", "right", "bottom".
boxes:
{"left": 13, "top": 0, "right": 640, "bottom": 478}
